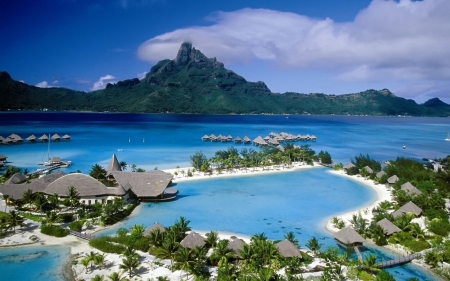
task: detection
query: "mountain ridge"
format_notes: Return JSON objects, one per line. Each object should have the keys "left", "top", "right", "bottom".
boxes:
{"left": 0, "top": 43, "right": 449, "bottom": 116}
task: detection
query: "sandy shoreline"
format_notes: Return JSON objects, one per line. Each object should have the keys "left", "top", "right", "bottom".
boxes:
{"left": 0, "top": 163, "right": 436, "bottom": 280}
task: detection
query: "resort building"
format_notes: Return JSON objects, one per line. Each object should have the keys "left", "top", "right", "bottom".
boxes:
{"left": 387, "top": 175, "right": 399, "bottom": 185}
{"left": 143, "top": 222, "right": 166, "bottom": 236}
{"left": 228, "top": 237, "right": 246, "bottom": 258}
{"left": 392, "top": 201, "right": 423, "bottom": 218}
{"left": 376, "top": 218, "right": 402, "bottom": 235}
{"left": 343, "top": 163, "right": 356, "bottom": 173}
{"left": 333, "top": 226, "right": 366, "bottom": 247}
{"left": 180, "top": 232, "right": 206, "bottom": 249}
{"left": 400, "top": 182, "right": 422, "bottom": 196}
{"left": 376, "top": 171, "right": 386, "bottom": 179}
{"left": 275, "top": 239, "right": 302, "bottom": 258}
{"left": 0, "top": 153, "right": 7, "bottom": 162}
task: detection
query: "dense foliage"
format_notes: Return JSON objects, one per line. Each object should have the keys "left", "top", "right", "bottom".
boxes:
{"left": 1, "top": 43, "right": 450, "bottom": 116}
{"left": 40, "top": 224, "right": 69, "bottom": 237}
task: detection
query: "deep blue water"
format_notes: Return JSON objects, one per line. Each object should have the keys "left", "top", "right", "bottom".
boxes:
{"left": 0, "top": 112, "right": 449, "bottom": 280}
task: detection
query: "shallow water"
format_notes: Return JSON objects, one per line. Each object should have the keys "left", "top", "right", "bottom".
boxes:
{"left": 1, "top": 112, "right": 449, "bottom": 280}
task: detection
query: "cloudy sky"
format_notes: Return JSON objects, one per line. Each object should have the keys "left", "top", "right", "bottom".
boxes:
{"left": 1, "top": 0, "right": 449, "bottom": 103}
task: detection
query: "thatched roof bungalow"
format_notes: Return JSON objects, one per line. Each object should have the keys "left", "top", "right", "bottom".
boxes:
{"left": 26, "top": 135, "right": 36, "bottom": 142}
{"left": 209, "top": 134, "right": 218, "bottom": 142}
{"left": 234, "top": 136, "right": 242, "bottom": 143}
{"left": 362, "top": 166, "right": 373, "bottom": 174}
{"left": 275, "top": 239, "right": 302, "bottom": 258}
{"left": 376, "top": 171, "right": 386, "bottom": 179}
{"left": 392, "top": 201, "right": 422, "bottom": 218}
{"left": 39, "top": 134, "right": 49, "bottom": 142}
{"left": 143, "top": 222, "right": 166, "bottom": 236}
{"left": 8, "top": 134, "right": 23, "bottom": 143}
{"left": 228, "top": 238, "right": 246, "bottom": 258}
{"left": 401, "top": 182, "right": 422, "bottom": 196}
{"left": 51, "top": 134, "right": 60, "bottom": 141}
{"left": 253, "top": 136, "right": 268, "bottom": 146}
{"left": 106, "top": 154, "right": 122, "bottom": 176}
{"left": 2, "top": 137, "right": 12, "bottom": 144}
{"left": 180, "top": 232, "right": 206, "bottom": 249}
{"left": 4, "top": 173, "right": 26, "bottom": 184}
{"left": 243, "top": 136, "right": 251, "bottom": 144}
{"left": 333, "top": 226, "right": 366, "bottom": 246}
{"left": 387, "top": 175, "right": 399, "bottom": 185}
{"left": 0, "top": 154, "right": 7, "bottom": 162}
{"left": 376, "top": 218, "right": 401, "bottom": 235}
{"left": 62, "top": 134, "right": 71, "bottom": 140}
{"left": 201, "top": 135, "right": 210, "bottom": 141}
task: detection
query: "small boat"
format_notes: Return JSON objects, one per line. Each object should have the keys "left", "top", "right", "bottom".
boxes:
{"left": 445, "top": 133, "right": 450, "bottom": 141}
{"left": 403, "top": 145, "right": 406, "bottom": 149}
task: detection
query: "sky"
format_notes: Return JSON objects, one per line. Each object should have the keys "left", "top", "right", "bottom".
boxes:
{"left": 1, "top": 0, "right": 449, "bottom": 104}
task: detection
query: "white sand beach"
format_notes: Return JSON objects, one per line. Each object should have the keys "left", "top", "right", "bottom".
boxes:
{"left": 325, "top": 169, "right": 393, "bottom": 233}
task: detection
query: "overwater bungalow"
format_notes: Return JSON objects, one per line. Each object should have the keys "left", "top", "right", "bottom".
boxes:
{"left": 39, "top": 134, "right": 49, "bottom": 142}
{"left": 209, "top": 134, "right": 218, "bottom": 142}
{"left": 0, "top": 136, "right": 3, "bottom": 142}
{"left": 227, "top": 135, "right": 233, "bottom": 141}
{"left": 275, "top": 239, "right": 302, "bottom": 258}
{"left": 62, "top": 134, "right": 71, "bottom": 140}
{"left": 0, "top": 154, "right": 7, "bottom": 162}
{"left": 400, "top": 182, "right": 422, "bottom": 196}
{"left": 276, "top": 145, "right": 285, "bottom": 152}
{"left": 243, "top": 136, "right": 251, "bottom": 144}
{"left": 234, "top": 136, "right": 242, "bottom": 143}
{"left": 2, "top": 137, "right": 12, "bottom": 144}
{"left": 376, "top": 218, "right": 401, "bottom": 235}
{"left": 219, "top": 135, "right": 228, "bottom": 142}
{"left": 8, "top": 133, "right": 23, "bottom": 143}
{"left": 267, "top": 138, "right": 280, "bottom": 146}
{"left": 143, "top": 222, "right": 166, "bottom": 236}
{"left": 253, "top": 136, "right": 268, "bottom": 146}
{"left": 392, "top": 201, "right": 423, "bottom": 218}
{"left": 263, "top": 136, "right": 270, "bottom": 141}
{"left": 180, "top": 232, "right": 206, "bottom": 249}
{"left": 201, "top": 135, "right": 210, "bottom": 141}
{"left": 51, "top": 133, "right": 61, "bottom": 141}
{"left": 310, "top": 135, "right": 317, "bottom": 141}
{"left": 333, "top": 226, "right": 366, "bottom": 247}
{"left": 26, "top": 134, "right": 36, "bottom": 142}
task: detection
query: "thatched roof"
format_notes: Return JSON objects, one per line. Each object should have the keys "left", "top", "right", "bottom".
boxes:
{"left": 343, "top": 163, "right": 355, "bottom": 170}
{"left": 4, "top": 173, "right": 26, "bottom": 184}
{"left": 376, "top": 171, "right": 386, "bottom": 178}
{"left": 51, "top": 133, "right": 60, "bottom": 140}
{"left": 275, "top": 239, "right": 301, "bottom": 258}
{"left": 0, "top": 171, "right": 66, "bottom": 200}
{"left": 387, "top": 175, "right": 399, "bottom": 184}
{"left": 253, "top": 136, "right": 267, "bottom": 146}
{"left": 8, "top": 134, "right": 23, "bottom": 142}
{"left": 2, "top": 137, "right": 12, "bottom": 144}
{"left": 0, "top": 136, "right": 3, "bottom": 141}
{"left": 45, "top": 173, "right": 126, "bottom": 197}
{"left": 362, "top": 166, "right": 373, "bottom": 174}
{"left": 106, "top": 154, "right": 122, "bottom": 175}
{"left": 243, "top": 136, "right": 251, "bottom": 143}
{"left": 0, "top": 154, "right": 7, "bottom": 161}
{"left": 276, "top": 145, "right": 285, "bottom": 152}
{"left": 401, "top": 182, "right": 422, "bottom": 196}
{"left": 228, "top": 238, "right": 246, "bottom": 257}
{"left": 392, "top": 201, "right": 422, "bottom": 218}
{"left": 234, "top": 136, "right": 242, "bottom": 142}
{"left": 201, "top": 135, "right": 210, "bottom": 140}
{"left": 26, "top": 135, "right": 36, "bottom": 141}
{"left": 180, "top": 232, "right": 206, "bottom": 249}
{"left": 376, "top": 218, "right": 401, "bottom": 235}
{"left": 62, "top": 134, "right": 71, "bottom": 140}
{"left": 39, "top": 134, "right": 49, "bottom": 141}
{"left": 333, "top": 226, "right": 366, "bottom": 245}
{"left": 143, "top": 222, "right": 166, "bottom": 236}
{"left": 50, "top": 156, "right": 63, "bottom": 164}
{"left": 111, "top": 170, "right": 173, "bottom": 198}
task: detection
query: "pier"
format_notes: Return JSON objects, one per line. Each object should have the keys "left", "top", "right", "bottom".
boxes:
{"left": 69, "top": 230, "right": 95, "bottom": 241}
{"left": 29, "top": 164, "right": 68, "bottom": 176}
{"left": 376, "top": 253, "right": 421, "bottom": 268}
{"left": 354, "top": 246, "right": 363, "bottom": 261}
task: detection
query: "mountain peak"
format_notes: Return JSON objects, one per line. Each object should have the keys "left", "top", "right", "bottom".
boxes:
{"left": 172, "top": 42, "right": 224, "bottom": 69}
{"left": 422, "top": 97, "right": 450, "bottom": 108}
{"left": 379, "top": 88, "right": 395, "bottom": 97}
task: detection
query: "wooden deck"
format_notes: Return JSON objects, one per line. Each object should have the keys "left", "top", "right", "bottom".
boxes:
{"left": 354, "top": 246, "right": 363, "bottom": 261}
{"left": 376, "top": 253, "right": 421, "bottom": 268}
{"left": 69, "top": 230, "right": 95, "bottom": 241}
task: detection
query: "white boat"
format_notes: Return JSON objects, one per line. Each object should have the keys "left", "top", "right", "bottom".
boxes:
{"left": 445, "top": 133, "right": 450, "bottom": 141}
{"left": 37, "top": 134, "right": 72, "bottom": 166}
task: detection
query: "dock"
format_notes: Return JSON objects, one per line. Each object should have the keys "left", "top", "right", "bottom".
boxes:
{"left": 29, "top": 164, "right": 68, "bottom": 176}
{"left": 354, "top": 246, "right": 363, "bottom": 261}
{"left": 376, "top": 253, "right": 421, "bottom": 268}
{"left": 69, "top": 230, "right": 95, "bottom": 241}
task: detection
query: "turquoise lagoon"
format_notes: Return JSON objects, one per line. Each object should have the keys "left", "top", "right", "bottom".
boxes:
{"left": 0, "top": 112, "right": 449, "bottom": 280}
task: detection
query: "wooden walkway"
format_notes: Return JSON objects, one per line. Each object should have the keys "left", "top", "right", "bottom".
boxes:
{"left": 69, "top": 230, "right": 95, "bottom": 241}
{"left": 377, "top": 253, "right": 421, "bottom": 268}
{"left": 354, "top": 246, "right": 363, "bottom": 261}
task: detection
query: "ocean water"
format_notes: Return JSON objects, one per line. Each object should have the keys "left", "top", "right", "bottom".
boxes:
{"left": 0, "top": 112, "right": 449, "bottom": 280}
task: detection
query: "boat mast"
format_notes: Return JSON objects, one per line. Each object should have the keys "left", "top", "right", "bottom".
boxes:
{"left": 48, "top": 133, "right": 50, "bottom": 160}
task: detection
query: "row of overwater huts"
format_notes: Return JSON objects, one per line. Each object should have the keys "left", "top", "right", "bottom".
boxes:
{"left": 201, "top": 132, "right": 317, "bottom": 146}
{"left": 0, "top": 133, "right": 71, "bottom": 145}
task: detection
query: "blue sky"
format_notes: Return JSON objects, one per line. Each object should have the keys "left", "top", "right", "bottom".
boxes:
{"left": 1, "top": 0, "right": 449, "bottom": 103}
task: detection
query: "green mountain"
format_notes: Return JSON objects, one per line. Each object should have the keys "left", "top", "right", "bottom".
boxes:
{"left": 1, "top": 42, "right": 449, "bottom": 116}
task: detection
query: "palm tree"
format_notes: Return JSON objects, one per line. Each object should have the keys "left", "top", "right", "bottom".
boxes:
{"left": 425, "top": 249, "right": 443, "bottom": 268}
{"left": 119, "top": 161, "right": 127, "bottom": 171}
{"left": 406, "top": 223, "right": 425, "bottom": 240}
{"left": 8, "top": 210, "right": 24, "bottom": 233}
{"left": 94, "top": 253, "right": 106, "bottom": 269}
{"left": 2, "top": 195, "right": 10, "bottom": 212}
{"left": 107, "top": 272, "right": 128, "bottom": 281}
{"left": 251, "top": 232, "right": 267, "bottom": 242}
{"left": 66, "top": 186, "right": 80, "bottom": 208}
{"left": 148, "top": 228, "right": 165, "bottom": 248}
{"left": 361, "top": 253, "right": 380, "bottom": 274}
{"left": 130, "top": 224, "right": 145, "bottom": 239}
{"left": 21, "top": 189, "right": 34, "bottom": 212}
{"left": 80, "top": 257, "right": 91, "bottom": 273}
{"left": 172, "top": 216, "right": 191, "bottom": 239}
{"left": 119, "top": 255, "right": 140, "bottom": 278}
{"left": 217, "top": 259, "right": 238, "bottom": 281}
{"left": 48, "top": 193, "right": 60, "bottom": 210}
{"left": 87, "top": 251, "right": 99, "bottom": 271}
{"left": 305, "top": 236, "right": 322, "bottom": 255}
{"left": 33, "top": 193, "right": 48, "bottom": 215}
{"left": 42, "top": 211, "right": 61, "bottom": 227}
{"left": 121, "top": 245, "right": 139, "bottom": 259}
{"left": 210, "top": 239, "right": 235, "bottom": 265}
{"left": 154, "top": 238, "right": 179, "bottom": 271}
{"left": 91, "top": 274, "right": 104, "bottom": 281}
{"left": 174, "top": 246, "right": 195, "bottom": 279}
{"left": 284, "top": 231, "right": 299, "bottom": 246}
{"left": 205, "top": 231, "right": 219, "bottom": 247}
{"left": 89, "top": 164, "right": 106, "bottom": 180}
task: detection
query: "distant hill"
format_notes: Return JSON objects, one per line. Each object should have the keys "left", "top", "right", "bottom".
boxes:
{"left": 1, "top": 42, "right": 449, "bottom": 116}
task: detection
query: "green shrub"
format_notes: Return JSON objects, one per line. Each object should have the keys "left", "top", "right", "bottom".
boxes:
{"left": 358, "top": 270, "right": 375, "bottom": 281}
{"left": 424, "top": 209, "right": 449, "bottom": 221}
{"left": 89, "top": 236, "right": 126, "bottom": 254}
{"left": 19, "top": 212, "right": 42, "bottom": 222}
{"left": 104, "top": 203, "right": 138, "bottom": 225}
{"left": 428, "top": 219, "right": 450, "bottom": 236}
{"left": 59, "top": 213, "right": 74, "bottom": 223}
{"left": 346, "top": 166, "right": 359, "bottom": 175}
{"left": 375, "top": 270, "right": 395, "bottom": 281}
{"left": 40, "top": 225, "right": 69, "bottom": 237}
{"left": 68, "top": 220, "right": 84, "bottom": 232}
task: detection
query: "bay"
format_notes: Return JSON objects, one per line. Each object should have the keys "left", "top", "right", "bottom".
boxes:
{"left": 0, "top": 112, "right": 449, "bottom": 280}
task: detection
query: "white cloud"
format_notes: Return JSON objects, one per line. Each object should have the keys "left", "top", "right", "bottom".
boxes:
{"left": 36, "top": 81, "right": 51, "bottom": 88}
{"left": 137, "top": 0, "right": 450, "bottom": 86}
{"left": 52, "top": 80, "right": 58, "bottom": 84}
{"left": 137, "top": 71, "right": 148, "bottom": 80}
{"left": 91, "top": 75, "right": 116, "bottom": 91}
